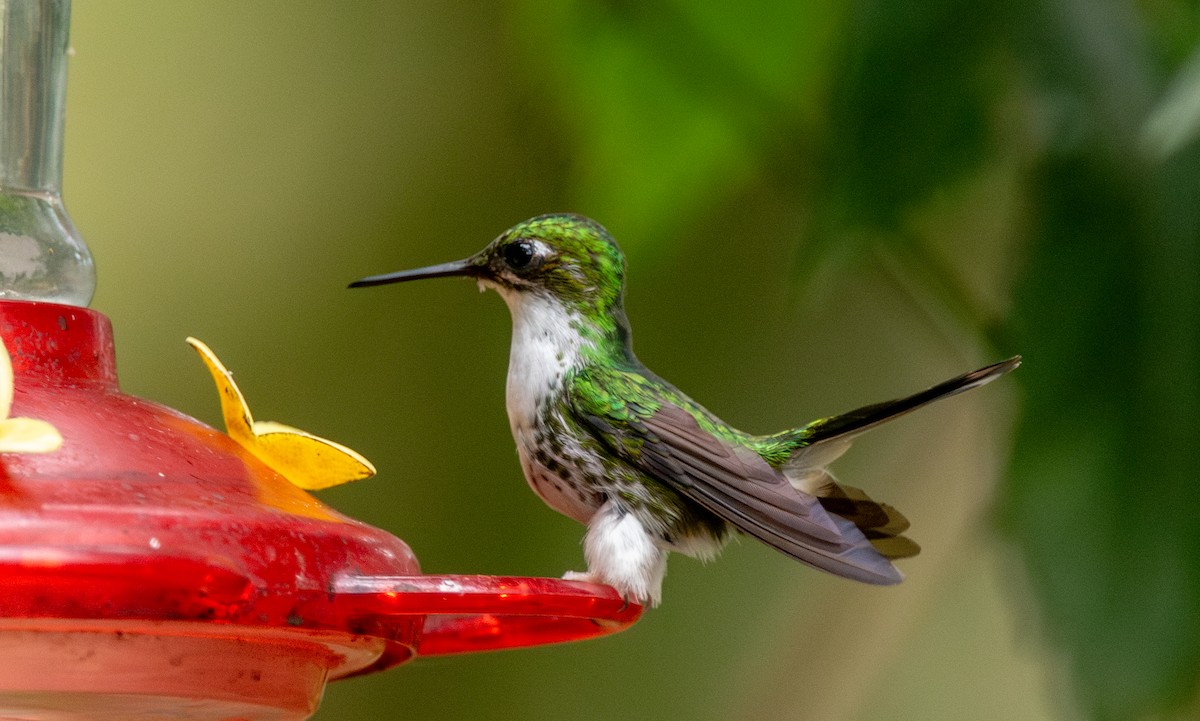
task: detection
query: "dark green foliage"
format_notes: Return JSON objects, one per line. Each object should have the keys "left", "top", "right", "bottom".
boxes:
{"left": 512, "top": 0, "right": 1200, "bottom": 718}
{"left": 815, "top": 0, "right": 1000, "bottom": 231}
{"left": 509, "top": 0, "right": 841, "bottom": 244}
{"left": 999, "top": 3, "right": 1200, "bottom": 719}
{"left": 1003, "top": 143, "right": 1200, "bottom": 721}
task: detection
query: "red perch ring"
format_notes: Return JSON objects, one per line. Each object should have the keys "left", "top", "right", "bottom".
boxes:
{"left": 0, "top": 300, "right": 640, "bottom": 720}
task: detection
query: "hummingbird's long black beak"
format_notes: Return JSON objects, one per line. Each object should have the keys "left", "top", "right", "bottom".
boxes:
{"left": 348, "top": 258, "right": 479, "bottom": 288}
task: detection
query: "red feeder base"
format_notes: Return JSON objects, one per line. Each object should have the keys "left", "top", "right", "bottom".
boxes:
{"left": 0, "top": 300, "right": 640, "bottom": 720}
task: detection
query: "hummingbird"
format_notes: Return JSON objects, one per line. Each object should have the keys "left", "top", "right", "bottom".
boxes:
{"left": 351, "top": 214, "right": 1019, "bottom": 606}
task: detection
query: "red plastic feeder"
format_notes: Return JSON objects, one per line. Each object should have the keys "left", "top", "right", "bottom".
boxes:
{"left": 0, "top": 300, "right": 641, "bottom": 720}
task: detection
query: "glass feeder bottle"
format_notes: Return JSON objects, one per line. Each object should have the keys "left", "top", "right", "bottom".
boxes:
{"left": 0, "top": 0, "right": 94, "bottom": 306}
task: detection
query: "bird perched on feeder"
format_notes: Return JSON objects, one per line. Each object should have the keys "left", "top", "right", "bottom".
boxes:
{"left": 351, "top": 214, "right": 1018, "bottom": 606}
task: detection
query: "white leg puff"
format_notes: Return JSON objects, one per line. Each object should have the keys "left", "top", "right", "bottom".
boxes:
{"left": 564, "top": 502, "right": 668, "bottom": 606}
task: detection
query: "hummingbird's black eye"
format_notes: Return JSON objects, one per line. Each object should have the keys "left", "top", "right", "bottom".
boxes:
{"left": 502, "top": 240, "right": 537, "bottom": 270}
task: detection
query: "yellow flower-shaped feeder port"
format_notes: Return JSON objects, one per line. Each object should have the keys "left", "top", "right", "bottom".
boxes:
{"left": 0, "top": 336, "right": 63, "bottom": 453}
{"left": 187, "top": 337, "right": 375, "bottom": 490}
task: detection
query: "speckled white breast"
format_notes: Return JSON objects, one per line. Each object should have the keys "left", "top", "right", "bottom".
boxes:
{"left": 498, "top": 289, "right": 598, "bottom": 523}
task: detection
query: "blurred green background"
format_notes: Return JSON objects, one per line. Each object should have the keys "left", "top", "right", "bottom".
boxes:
{"left": 62, "top": 1, "right": 1200, "bottom": 720}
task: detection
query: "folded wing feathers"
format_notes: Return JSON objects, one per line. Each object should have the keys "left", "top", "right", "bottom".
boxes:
{"left": 624, "top": 404, "right": 904, "bottom": 585}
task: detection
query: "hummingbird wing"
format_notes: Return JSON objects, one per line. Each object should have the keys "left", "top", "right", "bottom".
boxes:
{"left": 567, "top": 367, "right": 904, "bottom": 585}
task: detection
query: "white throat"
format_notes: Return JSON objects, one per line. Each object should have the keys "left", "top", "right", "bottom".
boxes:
{"left": 495, "top": 288, "right": 586, "bottom": 430}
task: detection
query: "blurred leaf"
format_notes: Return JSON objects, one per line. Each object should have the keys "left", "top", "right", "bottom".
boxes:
{"left": 509, "top": 0, "right": 842, "bottom": 245}
{"left": 1004, "top": 147, "right": 1200, "bottom": 721}
{"left": 1142, "top": 45, "right": 1200, "bottom": 159}
{"left": 1001, "top": 2, "right": 1200, "bottom": 718}
{"left": 792, "top": 0, "right": 1011, "bottom": 339}
{"left": 1139, "top": 0, "right": 1200, "bottom": 70}
{"left": 815, "top": 0, "right": 1002, "bottom": 233}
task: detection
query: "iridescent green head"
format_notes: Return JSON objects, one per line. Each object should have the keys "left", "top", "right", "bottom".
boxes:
{"left": 482, "top": 214, "right": 625, "bottom": 306}
{"left": 350, "top": 214, "right": 628, "bottom": 321}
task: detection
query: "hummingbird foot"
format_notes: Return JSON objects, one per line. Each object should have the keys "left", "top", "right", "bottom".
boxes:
{"left": 563, "top": 571, "right": 635, "bottom": 613}
{"left": 572, "top": 501, "right": 668, "bottom": 607}
{"left": 562, "top": 570, "right": 601, "bottom": 584}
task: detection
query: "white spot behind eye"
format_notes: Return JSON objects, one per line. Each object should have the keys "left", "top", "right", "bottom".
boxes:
{"left": 529, "top": 240, "right": 552, "bottom": 258}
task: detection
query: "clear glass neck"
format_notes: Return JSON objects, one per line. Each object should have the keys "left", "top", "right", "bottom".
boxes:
{"left": 0, "top": 0, "right": 93, "bottom": 306}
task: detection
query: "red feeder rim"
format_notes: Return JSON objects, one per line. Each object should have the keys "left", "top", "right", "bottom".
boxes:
{"left": 0, "top": 299, "right": 641, "bottom": 679}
